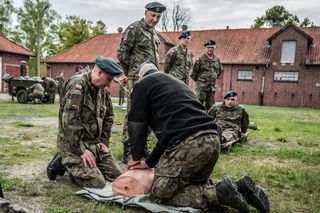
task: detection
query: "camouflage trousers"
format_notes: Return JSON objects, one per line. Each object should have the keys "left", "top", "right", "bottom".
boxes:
{"left": 150, "top": 130, "right": 221, "bottom": 209}
{"left": 196, "top": 89, "right": 215, "bottom": 110}
{"left": 58, "top": 142, "right": 122, "bottom": 188}
{"left": 222, "top": 128, "right": 240, "bottom": 144}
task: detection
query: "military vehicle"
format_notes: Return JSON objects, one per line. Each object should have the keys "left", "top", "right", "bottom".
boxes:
{"left": 2, "top": 75, "right": 51, "bottom": 103}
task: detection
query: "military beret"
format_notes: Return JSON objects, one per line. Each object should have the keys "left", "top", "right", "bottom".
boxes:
{"left": 179, "top": 31, "right": 191, "bottom": 39}
{"left": 223, "top": 90, "right": 238, "bottom": 99}
{"left": 145, "top": 2, "right": 166, "bottom": 13}
{"left": 96, "top": 56, "right": 123, "bottom": 76}
{"left": 204, "top": 40, "right": 216, "bottom": 47}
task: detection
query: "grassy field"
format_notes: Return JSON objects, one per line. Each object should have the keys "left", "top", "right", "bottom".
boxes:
{"left": 0, "top": 100, "right": 319, "bottom": 212}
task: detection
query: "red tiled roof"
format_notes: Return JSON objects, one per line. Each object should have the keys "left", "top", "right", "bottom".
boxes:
{"left": 45, "top": 27, "right": 320, "bottom": 65}
{"left": 45, "top": 33, "right": 122, "bottom": 63}
{"left": 0, "top": 34, "right": 35, "bottom": 56}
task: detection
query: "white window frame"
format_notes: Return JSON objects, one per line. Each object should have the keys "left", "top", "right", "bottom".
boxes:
{"left": 280, "top": 41, "right": 296, "bottom": 64}
{"left": 237, "top": 70, "right": 253, "bottom": 80}
{"left": 274, "top": 71, "right": 299, "bottom": 82}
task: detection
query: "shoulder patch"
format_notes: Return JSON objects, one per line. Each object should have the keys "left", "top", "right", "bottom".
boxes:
{"left": 129, "top": 25, "right": 134, "bottom": 29}
{"left": 75, "top": 84, "right": 82, "bottom": 91}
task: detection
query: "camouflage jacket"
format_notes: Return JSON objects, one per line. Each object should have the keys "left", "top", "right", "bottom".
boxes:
{"left": 117, "top": 19, "right": 160, "bottom": 79}
{"left": 30, "top": 83, "right": 44, "bottom": 96}
{"left": 190, "top": 54, "right": 223, "bottom": 91}
{"left": 45, "top": 77, "right": 58, "bottom": 93}
{"left": 164, "top": 45, "right": 193, "bottom": 85}
{"left": 208, "top": 103, "right": 249, "bottom": 134}
{"left": 57, "top": 71, "right": 114, "bottom": 156}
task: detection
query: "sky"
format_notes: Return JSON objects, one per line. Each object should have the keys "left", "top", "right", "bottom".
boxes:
{"left": 12, "top": 0, "right": 320, "bottom": 33}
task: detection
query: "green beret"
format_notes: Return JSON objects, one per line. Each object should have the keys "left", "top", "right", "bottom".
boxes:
{"left": 204, "top": 40, "right": 216, "bottom": 47}
{"left": 224, "top": 90, "right": 238, "bottom": 99}
{"left": 179, "top": 31, "right": 191, "bottom": 39}
{"left": 96, "top": 56, "right": 123, "bottom": 76}
{"left": 145, "top": 2, "right": 166, "bottom": 13}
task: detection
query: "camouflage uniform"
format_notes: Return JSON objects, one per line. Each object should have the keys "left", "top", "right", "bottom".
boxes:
{"left": 164, "top": 45, "right": 193, "bottom": 85}
{"left": 208, "top": 103, "right": 249, "bottom": 144}
{"left": 191, "top": 54, "right": 223, "bottom": 110}
{"left": 150, "top": 130, "right": 221, "bottom": 208}
{"left": 44, "top": 77, "right": 58, "bottom": 103}
{"left": 57, "top": 71, "right": 121, "bottom": 188}
{"left": 117, "top": 18, "right": 160, "bottom": 157}
{"left": 28, "top": 83, "right": 44, "bottom": 102}
{"left": 55, "top": 75, "right": 65, "bottom": 105}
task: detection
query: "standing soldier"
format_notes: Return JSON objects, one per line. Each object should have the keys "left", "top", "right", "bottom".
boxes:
{"left": 117, "top": 2, "right": 166, "bottom": 164}
{"left": 43, "top": 77, "right": 58, "bottom": 104}
{"left": 55, "top": 72, "right": 65, "bottom": 105}
{"left": 164, "top": 31, "right": 193, "bottom": 85}
{"left": 191, "top": 40, "right": 223, "bottom": 110}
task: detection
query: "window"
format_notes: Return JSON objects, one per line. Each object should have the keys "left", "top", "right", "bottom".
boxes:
{"left": 237, "top": 70, "right": 253, "bottom": 80}
{"left": 274, "top": 71, "right": 298, "bottom": 82}
{"left": 281, "top": 41, "right": 296, "bottom": 63}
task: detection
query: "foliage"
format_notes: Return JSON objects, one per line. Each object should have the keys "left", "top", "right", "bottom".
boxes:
{"left": 159, "top": 0, "right": 191, "bottom": 32}
{"left": 0, "top": 0, "right": 15, "bottom": 35}
{"left": 251, "top": 5, "right": 315, "bottom": 28}
{"left": 49, "top": 16, "right": 107, "bottom": 54}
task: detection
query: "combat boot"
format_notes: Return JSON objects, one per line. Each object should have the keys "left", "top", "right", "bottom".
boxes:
{"left": 122, "top": 141, "right": 132, "bottom": 164}
{"left": 47, "top": 152, "right": 66, "bottom": 180}
{"left": 0, "top": 182, "right": 3, "bottom": 198}
{"left": 235, "top": 176, "right": 270, "bottom": 213}
{"left": 216, "top": 176, "right": 249, "bottom": 213}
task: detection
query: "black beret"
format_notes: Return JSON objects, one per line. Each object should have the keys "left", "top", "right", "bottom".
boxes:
{"left": 204, "top": 40, "right": 216, "bottom": 47}
{"left": 145, "top": 2, "right": 166, "bottom": 13}
{"left": 223, "top": 90, "right": 238, "bottom": 99}
{"left": 179, "top": 31, "right": 191, "bottom": 39}
{"left": 96, "top": 56, "right": 123, "bottom": 76}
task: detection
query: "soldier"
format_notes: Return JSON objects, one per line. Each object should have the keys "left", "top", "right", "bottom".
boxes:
{"left": 127, "top": 61, "right": 269, "bottom": 213}
{"left": 117, "top": 1, "right": 166, "bottom": 164}
{"left": 118, "top": 84, "right": 125, "bottom": 106}
{"left": 191, "top": 39, "right": 223, "bottom": 110}
{"left": 43, "top": 77, "right": 58, "bottom": 103}
{"left": 55, "top": 72, "right": 65, "bottom": 105}
{"left": 208, "top": 90, "right": 249, "bottom": 145}
{"left": 164, "top": 31, "right": 193, "bottom": 85}
{"left": 47, "top": 56, "right": 126, "bottom": 188}
{"left": 28, "top": 81, "right": 45, "bottom": 104}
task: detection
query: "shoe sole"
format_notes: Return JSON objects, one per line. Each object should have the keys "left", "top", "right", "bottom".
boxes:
{"left": 224, "top": 177, "right": 250, "bottom": 213}
{"left": 237, "top": 176, "right": 270, "bottom": 213}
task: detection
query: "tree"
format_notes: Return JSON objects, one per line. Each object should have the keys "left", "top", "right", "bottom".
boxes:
{"left": 0, "top": 0, "right": 15, "bottom": 35}
{"left": 252, "top": 5, "right": 315, "bottom": 28}
{"left": 52, "top": 16, "right": 107, "bottom": 54}
{"left": 16, "top": 0, "right": 60, "bottom": 76}
{"left": 159, "top": 0, "right": 191, "bottom": 32}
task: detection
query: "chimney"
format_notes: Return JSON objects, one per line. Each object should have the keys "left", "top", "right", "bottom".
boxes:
{"left": 117, "top": 27, "right": 123, "bottom": 33}
{"left": 181, "top": 25, "right": 188, "bottom": 31}
{"left": 226, "top": 26, "right": 229, "bottom": 30}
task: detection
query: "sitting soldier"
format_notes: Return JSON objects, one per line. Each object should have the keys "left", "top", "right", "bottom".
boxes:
{"left": 28, "top": 81, "right": 45, "bottom": 104}
{"left": 208, "top": 90, "right": 249, "bottom": 147}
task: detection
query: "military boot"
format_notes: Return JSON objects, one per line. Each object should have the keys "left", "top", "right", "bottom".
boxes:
{"left": 47, "top": 152, "right": 66, "bottom": 180}
{"left": 122, "top": 141, "right": 132, "bottom": 164}
{"left": 216, "top": 176, "right": 249, "bottom": 213}
{"left": 235, "top": 176, "right": 270, "bottom": 213}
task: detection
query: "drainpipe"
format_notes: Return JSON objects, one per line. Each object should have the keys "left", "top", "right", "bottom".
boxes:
{"left": 260, "top": 61, "right": 269, "bottom": 106}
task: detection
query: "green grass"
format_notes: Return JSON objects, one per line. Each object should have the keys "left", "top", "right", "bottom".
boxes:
{"left": 0, "top": 100, "right": 319, "bottom": 212}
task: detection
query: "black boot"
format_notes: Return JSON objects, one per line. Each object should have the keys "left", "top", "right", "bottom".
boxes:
{"left": 122, "top": 141, "right": 132, "bottom": 164}
{"left": 216, "top": 176, "right": 249, "bottom": 213}
{"left": 47, "top": 152, "right": 66, "bottom": 180}
{"left": 236, "top": 176, "right": 270, "bottom": 213}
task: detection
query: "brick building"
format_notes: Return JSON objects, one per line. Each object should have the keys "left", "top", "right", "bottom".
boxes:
{"left": 45, "top": 25, "right": 320, "bottom": 108}
{"left": 0, "top": 35, "right": 35, "bottom": 92}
